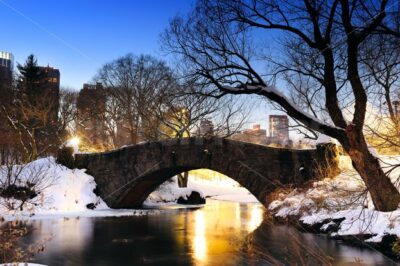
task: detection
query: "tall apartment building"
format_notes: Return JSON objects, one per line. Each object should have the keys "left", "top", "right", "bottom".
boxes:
{"left": 0, "top": 52, "right": 14, "bottom": 153}
{"left": 0, "top": 51, "right": 13, "bottom": 76}
{"left": 0, "top": 51, "right": 13, "bottom": 102}
{"left": 269, "top": 115, "right": 289, "bottom": 144}
{"left": 76, "top": 83, "right": 107, "bottom": 150}
{"left": 39, "top": 66, "right": 60, "bottom": 124}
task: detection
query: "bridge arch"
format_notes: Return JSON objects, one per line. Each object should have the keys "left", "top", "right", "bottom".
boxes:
{"left": 71, "top": 137, "right": 337, "bottom": 208}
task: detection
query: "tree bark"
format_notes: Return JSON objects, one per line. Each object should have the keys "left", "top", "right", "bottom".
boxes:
{"left": 344, "top": 125, "right": 400, "bottom": 211}
{"left": 177, "top": 171, "right": 189, "bottom": 188}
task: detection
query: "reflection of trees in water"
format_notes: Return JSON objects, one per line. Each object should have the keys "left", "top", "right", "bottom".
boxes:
{"left": 239, "top": 220, "right": 397, "bottom": 265}
{"left": 239, "top": 220, "right": 335, "bottom": 265}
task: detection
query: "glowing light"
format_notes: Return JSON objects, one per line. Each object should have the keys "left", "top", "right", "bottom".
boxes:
{"left": 193, "top": 210, "right": 207, "bottom": 262}
{"left": 68, "top": 137, "right": 80, "bottom": 146}
{"left": 246, "top": 205, "right": 264, "bottom": 232}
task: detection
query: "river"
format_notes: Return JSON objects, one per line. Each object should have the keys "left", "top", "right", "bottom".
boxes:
{"left": 24, "top": 199, "right": 397, "bottom": 265}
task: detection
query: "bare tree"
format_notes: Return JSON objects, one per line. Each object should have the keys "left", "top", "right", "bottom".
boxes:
{"left": 1, "top": 55, "right": 61, "bottom": 162}
{"left": 0, "top": 157, "right": 56, "bottom": 211}
{"left": 3, "top": 90, "right": 60, "bottom": 162}
{"left": 360, "top": 34, "right": 400, "bottom": 153}
{"left": 59, "top": 88, "right": 78, "bottom": 137}
{"left": 163, "top": 0, "right": 400, "bottom": 211}
{"left": 95, "top": 54, "right": 176, "bottom": 146}
{"left": 148, "top": 81, "right": 249, "bottom": 187}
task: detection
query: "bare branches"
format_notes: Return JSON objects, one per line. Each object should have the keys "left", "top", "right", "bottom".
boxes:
{"left": 163, "top": 0, "right": 400, "bottom": 211}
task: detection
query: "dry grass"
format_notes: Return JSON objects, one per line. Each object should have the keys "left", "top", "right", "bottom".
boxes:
{"left": 0, "top": 219, "right": 48, "bottom": 264}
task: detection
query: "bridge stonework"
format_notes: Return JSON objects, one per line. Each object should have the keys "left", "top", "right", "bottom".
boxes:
{"left": 68, "top": 137, "right": 338, "bottom": 208}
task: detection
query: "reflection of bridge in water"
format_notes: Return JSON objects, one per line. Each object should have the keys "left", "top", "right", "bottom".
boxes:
{"left": 65, "top": 137, "right": 337, "bottom": 208}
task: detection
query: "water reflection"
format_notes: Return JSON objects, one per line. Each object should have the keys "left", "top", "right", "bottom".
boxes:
{"left": 246, "top": 204, "right": 264, "bottom": 233}
{"left": 193, "top": 211, "right": 207, "bottom": 262}
{"left": 30, "top": 217, "right": 93, "bottom": 252}
{"left": 18, "top": 200, "right": 398, "bottom": 266}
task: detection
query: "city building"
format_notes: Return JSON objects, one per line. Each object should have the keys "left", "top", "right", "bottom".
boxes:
{"left": 231, "top": 124, "right": 267, "bottom": 144}
{"left": 0, "top": 52, "right": 15, "bottom": 153}
{"left": 76, "top": 83, "right": 107, "bottom": 151}
{"left": 0, "top": 51, "right": 13, "bottom": 77}
{"left": 268, "top": 115, "right": 290, "bottom": 146}
{"left": 0, "top": 51, "right": 13, "bottom": 103}
{"left": 199, "top": 119, "right": 214, "bottom": 137}
{"left": 38, "top": 66, "right": 60, "bottom": 124}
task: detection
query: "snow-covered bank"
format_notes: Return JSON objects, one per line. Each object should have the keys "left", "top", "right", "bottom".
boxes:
{"left": 0, "top": 157, "right": 257, "bottom": 220}
{"left": 269, "top": 155, "right": 400, "bottom": 248}
{"left": 0, "top": 157, "right": 157, "bottom": 220}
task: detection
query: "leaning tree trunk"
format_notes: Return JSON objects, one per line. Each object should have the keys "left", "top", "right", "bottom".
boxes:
{"left": 344, "top": 126, "right": 400, "bottom": 212}
{"left": 177, "top": 171, "right": 189, "bottom": 188}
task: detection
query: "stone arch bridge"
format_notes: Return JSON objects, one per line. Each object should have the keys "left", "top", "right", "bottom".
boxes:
{"left": 63, "top": 137, "right": 338, "bottom": 208}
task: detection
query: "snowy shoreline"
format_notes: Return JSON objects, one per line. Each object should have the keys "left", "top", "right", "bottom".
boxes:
{"left": 268, "top": 155, "right": 400, "bottom": 259}
{"left": 0, "top": 157, "right": 258, "bottom": 221}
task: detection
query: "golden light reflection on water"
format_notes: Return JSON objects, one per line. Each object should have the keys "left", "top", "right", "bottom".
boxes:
{"left": 193, "top": 210, "right": 207, "bottom": 262}
{"left": 189, "top": 200, "right": 264, "bottom": 265}
{"left": 246, "top": 204, "right": 264, "bottom": 233}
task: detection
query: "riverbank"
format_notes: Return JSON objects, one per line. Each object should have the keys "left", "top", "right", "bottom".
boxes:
{"left": 0, "top": 157, "right": 163, "bottom": 221}
{"left": 268, "top": 155, "right": 400, "bottom": 259}
{"left": 0, "top": 157, "right": 255, "bottom": 221}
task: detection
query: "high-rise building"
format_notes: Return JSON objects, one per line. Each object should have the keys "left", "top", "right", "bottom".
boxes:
{"left": 0, "top": 51, "right": 13, "bottom": 101}
{"left": 0, "top": 52, "right": 15, "bottom": 153}
{"left": 0, "top": 51, "right": 13, "bottom": 75}
{"left": 38, "top": 66, "right": 60, "bottom": 124}
{"left": 199, "top": 119, "right": 214, "bottom": 137}
{"left": 269, "top": 115, "right": 289, "bottom": 143}
{"left": 76, "top": 83, "right": 107, "bottom": 150}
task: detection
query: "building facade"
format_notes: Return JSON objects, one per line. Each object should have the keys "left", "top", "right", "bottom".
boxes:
{"left": 199, "top": 119, "right": 214, "bottom": 137}
{"left": 269, "top": 115, "right": 290, "bottom": 145}
{"left": 0, "top": 51, "right": 13, "bottom": 75}
{"left": 231, "top": 123, "right": 268, "bottom": 144}
{"left": 76, "top": 83, "right": 107, "bottom": 151}
{"left": 0, "top": 51, "right": 13, "bottom": 102}
{"left": 0, "top": 52, "right": 15, "bottom": 157}
{"left": 39, "top": 66, "right": 60, "bottom": 124}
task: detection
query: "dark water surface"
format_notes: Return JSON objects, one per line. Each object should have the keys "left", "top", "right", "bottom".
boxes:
{"left": 25, "top": 200, "right": 398, "bottom": 266}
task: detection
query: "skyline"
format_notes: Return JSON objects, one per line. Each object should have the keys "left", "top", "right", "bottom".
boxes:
{"left": 1, "top": 0, "right": 194, "bottom": 89}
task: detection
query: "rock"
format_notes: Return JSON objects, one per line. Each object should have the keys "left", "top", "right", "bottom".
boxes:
{"left": 177, "top": 191, "right": 206, "bottom": 205}
{"left": 86, "top": 203, "right": 96, "bottom": 210}
{"left": 57, "top": 146, "right": 75, "bottom": 169}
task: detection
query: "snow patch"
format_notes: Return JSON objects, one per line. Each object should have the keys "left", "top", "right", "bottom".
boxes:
{"left": 0, "top": 157, "right": 161, "bottom": 220}
{"left": 268, "top": 155, "right": 400, "bottom": 242}
{"left": 144, "top": 174, "right": 259, "bottom": 206}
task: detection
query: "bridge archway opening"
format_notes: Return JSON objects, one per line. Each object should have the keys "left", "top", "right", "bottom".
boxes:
{"left": 115, "top": 167, "right": 263, "bottom": 209}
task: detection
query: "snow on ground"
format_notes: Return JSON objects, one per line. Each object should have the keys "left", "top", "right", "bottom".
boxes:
{"left": 0, "top": 157, "right": 157, "bottom": 220}
{"left": 269, "top": 155, "right": 400, "bottom": 242}
{"left": 188, "top": 174, "right": 258, "bottom": 203}
{"left": 0, "top": 157, "right": 257, "bottom": 220}
{"left": 143, "top": 173, "right": 258, "bottom": 206}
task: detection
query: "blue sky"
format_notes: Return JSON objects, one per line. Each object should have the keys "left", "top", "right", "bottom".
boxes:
{"left": 0, "top": 0, "right": 194, "bottom": 89}
{"left": 0, "top": 0, "right": 284, "bottom": 132}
